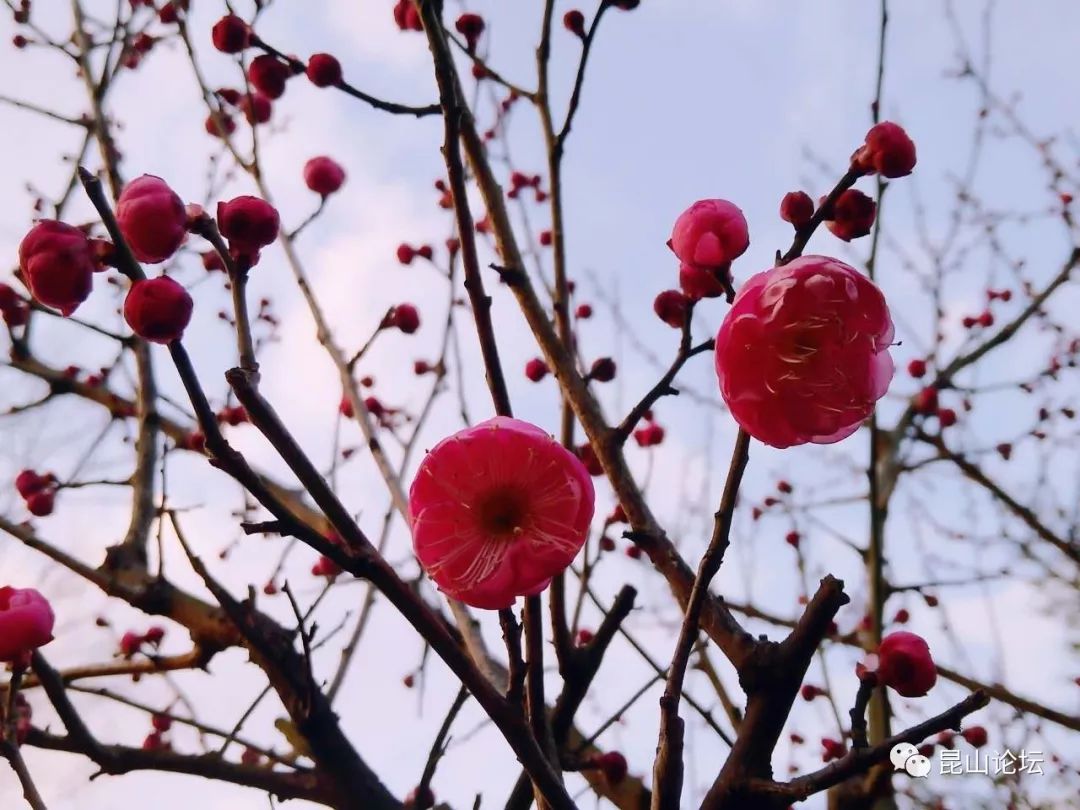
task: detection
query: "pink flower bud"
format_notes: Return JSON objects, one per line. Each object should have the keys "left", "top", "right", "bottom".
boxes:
{"left": 303, "top": 156, "right": 346, "bottom": 196}
{"left": 589, "top": 357, "right": 616, "bottom": 382}
{"left": 306, "top": 53, "right": 342, "bottom": 87}
{"left": 907, "top": 358, "right": 927, "bottom": 378}
{"left": 409, "top": 417, "right": 595, "bottom": 609}
{"left": 575, "top": 628, "right": 594, "bottom": 646}
{"left": 877, "top": 631, "right": 937, "bottom": 697}
{"left": 575, "top": 303, "right": 592, "bottom": 318}
{"left": 239, "top": 93, "right": 272, "bottom": 125}
{"left": 913, "top": 386, "right": 938, "bottom": 413}
{"left": 211, "top": 15, "right": 250, "bottom": 53}
{"left": 393, "top": 0, "right": 423, "bottom": 31}
{"left": 116, "top": 175, "right": 188, "bottom": 264}
{"left": 823, "top": 189, "right": 877, "bottom": 241}
{"left": 821, "top": 738, "right": 846, "bottom": 762}
{"left": 144, "top": 626, "right": 165, "bottom": 645}
{"left": 397, "top": 243, "right": 416, "bottom": 265}
{"left": 961, "top": 725, "right": 988, "bottom": 748}
{"left": 669, "top": 199, "right": 749, "bottom": 271}
{"left": 780, "top": 191, "right": 814, "bottom": 228}
{"left": 591, "top": 751, "right": 628, "bottom": 784}
{"left": 204, "top": 113, "right": 236, "bottom": 138}
{"left": 563, "top": 10, "right": 586, "bottom": 36}
{"left": 124, "top": 277, "right": 193, "bottom": 344}
{"left": 18, "top": 220, "right": 95, "bottom": 316}
{"left": 247, "top": 55, "right": 289, "bottom": 100}
{"left": 0, "top": 282, "right": 19, "bottom": 312}
{"left": 391, "top": 303, "right": 420, "bottom": 334}
{"left": 119, "top": 631, "right": 143, "bottom": 657}
{"left": 311, "top": 555, "right": 342, "bottom": 577}
{"left": 217, "top": 196, "right": 280, "bottom": 255}
{"left": 678, "top": 262, "right": 728, "bottom": 300}
{"left": 653, "top": 289, "right": 690, "bottom": 328}
{"left": 855, "top": 121, "right": 917, "bottom": 178}
{"left": 158, "top": 2, "right": 186, "bottom": 24}
{"left": 524, "top": 358, "right": 548, "bottom": 382}
{"left": 633, "top": 421, "right": 665, "bottom": 447}
{"left": 714, "top": 256, "right": 894, "bottom": 448}
{"left": 937, "top": 408, "right": 957, "bottom": 427}
{"left": 455, "top": 13, "right": 485, "bottom": 51}
{"left": 15, "top": 470, "right": 47, "bottom": 498}
{"left": 0, "top": 587, "right": 55, "bottom": 661}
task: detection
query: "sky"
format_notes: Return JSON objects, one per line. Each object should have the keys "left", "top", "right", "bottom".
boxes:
{"left": 1, "top": 1, "right": 1079, "bottom": 808}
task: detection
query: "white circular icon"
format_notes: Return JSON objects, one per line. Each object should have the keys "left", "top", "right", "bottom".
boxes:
{"left": 890, "top": 742, "right": 931, "bottom": 777}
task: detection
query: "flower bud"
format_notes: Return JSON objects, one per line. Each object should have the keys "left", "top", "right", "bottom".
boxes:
{"left": 0, "top": 587, "right": 55, "bottom": 661}
{"left": 390, "top": 303, "right": 420, "bottom": 334}
{"left": 823, "top": 189, "right": 876, "bottom": 241}
{"left": 248, "top": 55, "right": 289, "bottom": 100}
{"left": 653, "top": 289, "right": 689, "bottom": 328}
{"left": 877, "top": 631, "right": 937, "bottom": 697}
{"left": 961, "top": 726, "right": 988, "bottom": 748}
{"left": 780, "top": 190, "right": 814, "bottom": 228}
{"left": 855, "top": 121, "right": 917, "bottom": 178}
{"left": 669, "top": 199, "right": 749, "bottom": 271}
{"left": 455, "top": 13, "right": 485, "bottom": 51}
{"left": 124, "top": 276, "right": 193, "bottom": 344}
{"left": 217, "top": 196, "right": 280, "bottom": 256}
{"left": 589, "top": 357, "right": 616, "bottom": 382}
{"left": 239, "top": 93, "right": 272, "bottom": 125}
{"left": 306, "top": 53, "right": 342, "bottom": 87}
{"left": 116, "top": 175, "right": 188, "bottom": 264}
{"left": 524, "top": 358, "right": 548, "bottom": 382}
{"left": 563, "top": 10, "right": 586, "bottom": 36}
{"left": 678, "top": 262, "right": 728, "bottom": 300}
{"left": 211, "top": 15, "right": 250, "bottom": 53}
{"left": 303, "top": 156, "right": 346, "bottom": 196}
{"left": 393, "top": 0, "right": 423, "bottom": 31}
{"left": 18, "top": 220, "right": 95, "bottom": 316}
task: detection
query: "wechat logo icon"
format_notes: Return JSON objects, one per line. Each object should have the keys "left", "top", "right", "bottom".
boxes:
{"left": 890, "top": 742, "right": 931, "bottom": 778}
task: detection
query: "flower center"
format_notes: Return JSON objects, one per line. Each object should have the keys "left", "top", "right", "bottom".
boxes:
{"left": 476, "top": 487, "right": 530, "bottom": 536}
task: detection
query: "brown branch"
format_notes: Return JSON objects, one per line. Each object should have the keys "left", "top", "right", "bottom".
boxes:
{"left": 652, "top": 429, "right": 750, "bottom": 810}
{"left": 751, "top": 691, "right": 989, "bottom": 802}
{"left": 917, "top": 429, "right": 1080, "bottom": 564}
{"left": 250, "top": 35, "right": 440, "bottom": 118}
{"left": 422, "top": 4, "right": 513, "bottom": 418}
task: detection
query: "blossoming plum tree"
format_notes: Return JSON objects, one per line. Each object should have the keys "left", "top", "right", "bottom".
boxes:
{"left": 0, "top": 2, "right": 1077, "bottom": 810}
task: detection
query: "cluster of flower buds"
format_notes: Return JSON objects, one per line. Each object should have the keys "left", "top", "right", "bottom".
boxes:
{"left": 15, "top": 469, "right": 58, "bottom": 517}
{"left": 118, "top": 625, "right": 166, "bottom": 658}
{"left": 508, "top": 171, "right": 546, "bottom": 202}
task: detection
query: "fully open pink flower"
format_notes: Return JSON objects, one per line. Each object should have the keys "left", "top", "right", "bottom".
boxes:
{"left": 409, "top": 417, "right": 594, "bottom": 609}
{"left": 0, "top": 587, "right": 55, "bottom": 661}
{"left": 714, "top": 255, "right": 894, "bottom": 448}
